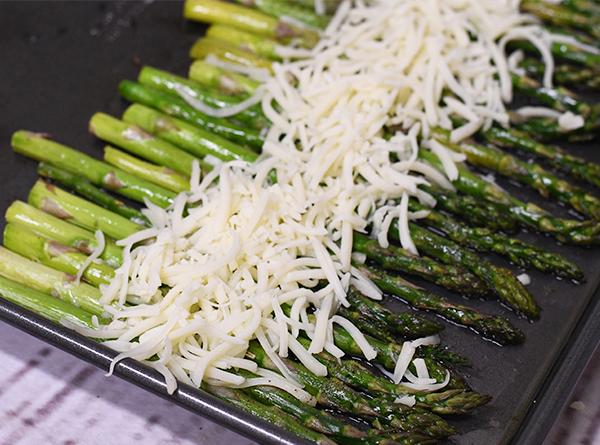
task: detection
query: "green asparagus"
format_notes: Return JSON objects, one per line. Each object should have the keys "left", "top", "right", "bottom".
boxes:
{"left": 12, "top": 131, "right": 175, "bottom": 208}
{"left": 481, "top": 126, "right": 600, "bottom": 189}
{"left": 5, "top": 201, "right": 123, "bottom": 267}
{"left": 37, "top": 162, "right": 149, "bottom": 226}
{"left": 184, "top": 0, "right": 320, "bottom": 47}
{"left": 357, "top": 266, "right": 525, "bottom": 344}
{"left": 138, "top": 65, "right": 269, "bottom": 131}
{"left": 352, "top": 232, "right": 489, "bottom": 297}
{"left": 28, "top": 180, "right": 142, "bottom": 241}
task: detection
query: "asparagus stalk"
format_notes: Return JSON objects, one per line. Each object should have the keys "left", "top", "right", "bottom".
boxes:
{"left": 561, "top": 0, "right": 600, "bottom": 15}
{"left": 138, "top": 65, "right": 269, "bottom": 131}
{"left": 409, "top": 201, "right": 583, "bottom": 280}
{"left": 5, "top": 201, "right": 123, "bottom": 267}
{"left": 37, "top": 162, "right": 149, "bottom": 226}
{"left": 352, "top": 232, "right": 489, "bottom": 297}
{"left": 338, "top": 288, "right": 443, "bottom": 341}
{"left": 509, "top": 40, "right": 600, "bottom": 70}
{"left": 189, "top": 60, "right": 260, "bottom": 95}
{"left": 4, "top": 224, "right": 114, "bottom": 287}
{"left": 246, "top": 343, "right": 456, "bottom": 438}
{"left": 511, "top": 114, "right": 597, "bottom": 142}
{"left": 521, "top": 0, "right": 600, "bottom": 39}
{"left": 480, "top": 126, "right": 600, "bottom": 189}
{"left": 234, "top": 0, "right": 330, "bottom": 29}
{"left": 190, "top": 36, "right": 275, "bottom": 70}
{"left": 240, "top": 383, "right": 365, "bottom": 440}
{"left": 319, "top": 319, "right": 468, "bottom": 390}
{"left": 236, "top": 370, "right": 368, "bottom": 440}
{"left": 206, "top": 24, "right": 283, "bottom": 61}
{"left": 205, "top": 384, "right": 338, "bottom": 445}
{"left": 28, "top": 180, "right": 142, "bottom": 241}
{"left": 11, "top": 131, "right": 175, "bottom": 208}
{"left": 434, "top": 133, "right": 600, "bottom": 220}
{"left": 118, "top": 80, "right": 264, "bottom": 150}
{"left": 0, "top": 247, "right": 104, "bottom": 316}
{"left": 520, "top": 57, "right": 600, "bottom": 90}
{"left": 104, "top": 146, "right": 190, "bottom": 193}
{"left": 122, "top": 103, "right": 258, "bottom": 163}
{"left": 395, "top": 222, "right": 540, "bottom": 318}
{"left": 0, "top": 275, "right": 95, "bottom": 328}
{"left": 423, "top": 186, "right": 518, "bottom": 232}
{"left": 299, "top": 345, "right": 489, "bottom": 415}
{"left": 511, "top": 72, "right": 592, "bottom": 117}
{"left": 357, "top": 266, "right": 525, "bottom": 345}
{"left": 419, "top": 150, "right": 600, "bottom": 245}
{"left": 89, "top": 113, "right": 198, "bottom": 176}
{"left": 184, "top": 0, "right": 320, "bottom": 48}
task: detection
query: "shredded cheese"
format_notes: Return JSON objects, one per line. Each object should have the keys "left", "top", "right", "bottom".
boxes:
{"left": 74, "top": 230, "right": 105, "bottom": 285}
{"left": 90, "top": 0, "right": 557, "bottom": 397}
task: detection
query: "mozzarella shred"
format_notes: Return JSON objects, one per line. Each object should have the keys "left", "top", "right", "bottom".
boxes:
{"left": 74, "top": 230, "right": 105, "bottom": 285}
{"left": 89, "top": 0, "right": 554, "bottom": 397}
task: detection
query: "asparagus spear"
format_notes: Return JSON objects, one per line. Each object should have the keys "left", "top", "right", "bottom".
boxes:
{"left": 6, "top": 201, "right": 123, "bottom": 267}
{"left": 4, "top": 224, "right": 114, "bottom": 287}
{"left": 511, "top": 72, "right": 592, "bottom": 117}
{"left": 233, "top": 0, "right": 330, "bottom": 29}
{"left": 104, "top": 146, "right": 190, "bottom": 193}
{"left": 0, "top": 275, "right": 95, "bottom": 328}
{"left": 235, "top": 370, "right": 370, "bottom": 440}
{"left": 509, "top": 40, "right": 600, "bottom": 70}
{"left": 11, "top": 131, "right": 175, "bottom": 208}
{"left": 419, "top": 150, "right": 600, "bottom": 245}
{"left": 395, "top": 222, "right": 540, "bottom": 318}
{"left": 246, "top": 343, "right": 456, "bottom": 437}
{"left": 37, "top": 162, "right": 149, "bottom": 226}
{"left": 352, "top": 232, "right": 489, "bottom": 297}
{"left": 480, "top": 126, "right": 600, "bottom": 189}
{"left": 299, "top": 345, "right": 489, "bottom": 415}
{"left": 338, "top": 288, "right": 443, "bottom": 341}
{"left": 561, "top": 0, "right": 600, "bottom": 15}
{"left": 433, "top": 133, "right": 600, "bottom": 220}
{"left": 521, "top": 0, "right": 600, "bottom": 39}
{"left": 357, "top": 266, "right": 525, "bottom": 345}
{"left": 410, "top": 200, "right": 583, "bottom": 280}
{"left": 190, "top": 36, "right": 275, "bottom": 71}
{"left": 28, "top": 180, "right": 142, "bottom": 241}
{"left": 122, "top": 103, "right": 258, "bottom": 163}
{"left": 423, "top": 186, "right": 518, "bottom": 232}
{"left": 118, "top": 80, "right": 264, "bottom": 150}
{"left": 511, "top": 114, "right": 597, "bottom": 142}
{"left": 206, "top": 384, "right": 338, "bottom": 445}
{"left": 138, "top": 65, "right": 269, "bottom": 131}
{"left": 189, "top": 60, "right": 260, "bottom": 95}
{"left": 184, "top": 0, "right": 320, "bottom": 48}
{"left": 0, "top": 247, "right": 104, "bottom": 316}
{"left": 89, "top": 113, "right": 197, "bottom": 176}
{"left": 520, "top": 57, "right": 600, "bottom": 90}
{"left": 206, "top": 24, "right": 283, "bottom": 61}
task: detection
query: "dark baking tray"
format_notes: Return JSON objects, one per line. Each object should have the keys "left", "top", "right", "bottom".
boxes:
{"left": 0, "top": 2, "right": 599, "bottom": 444}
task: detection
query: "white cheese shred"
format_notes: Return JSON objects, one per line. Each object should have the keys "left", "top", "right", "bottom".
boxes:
{"left": 74, "top": 230, "right": 105, "bottom": 285}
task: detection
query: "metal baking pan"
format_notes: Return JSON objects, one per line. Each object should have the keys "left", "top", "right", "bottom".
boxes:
{"left": 1, "top": 2, "right": 599, "bottom": 444}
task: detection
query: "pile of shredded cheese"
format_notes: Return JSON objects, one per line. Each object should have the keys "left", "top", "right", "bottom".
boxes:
{"left": 81, "top": 0, "right": 567, "bottom": 397}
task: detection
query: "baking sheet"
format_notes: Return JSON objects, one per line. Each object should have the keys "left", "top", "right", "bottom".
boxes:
{"left": 0, "top": 2, "right": 599, "bottom": 444}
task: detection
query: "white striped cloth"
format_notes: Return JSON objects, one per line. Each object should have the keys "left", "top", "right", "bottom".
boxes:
{"left": 0, "top": 323, "right": 256, "bottom": 445}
